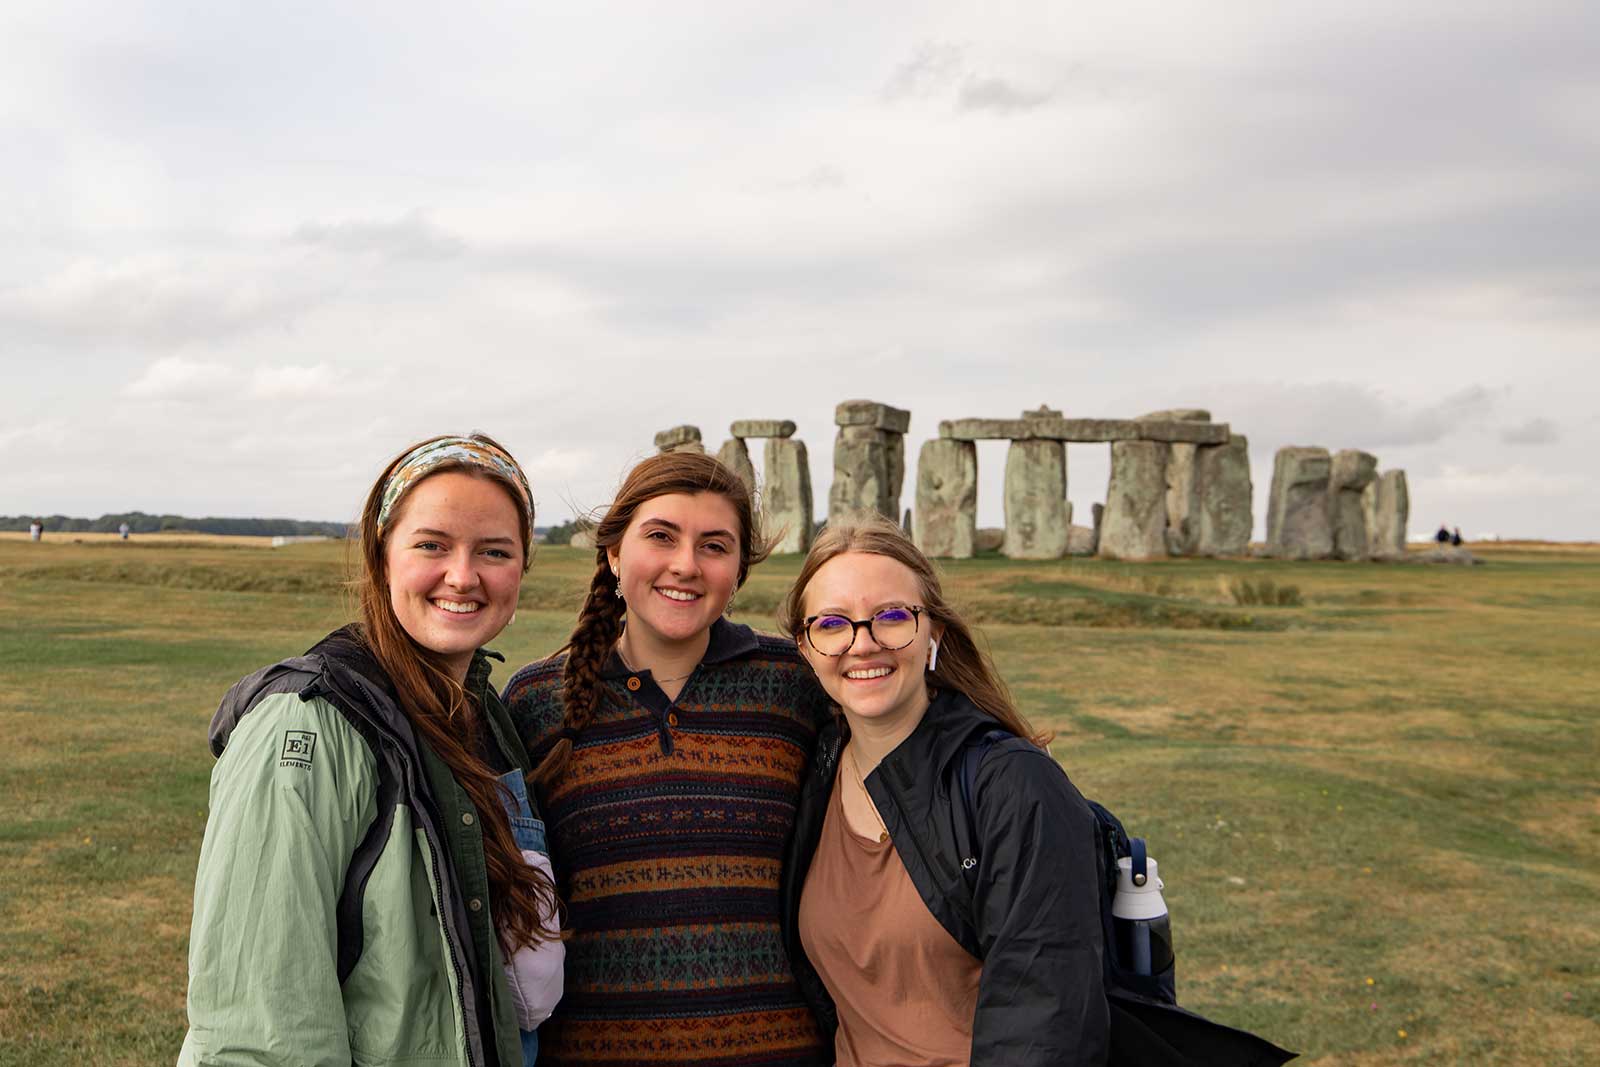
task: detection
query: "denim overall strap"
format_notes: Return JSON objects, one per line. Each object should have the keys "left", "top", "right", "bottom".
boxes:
{"left": 495, "top": 769, "right": 548, "bottom": 1065}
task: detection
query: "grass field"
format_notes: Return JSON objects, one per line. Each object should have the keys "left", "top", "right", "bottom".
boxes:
{"left": 1, "top": 536, "right": 1596, "bottom": 1065}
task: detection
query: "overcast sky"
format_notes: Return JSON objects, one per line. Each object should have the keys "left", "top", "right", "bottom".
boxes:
{"left": 3, "top": 1, "right": 1596, "bottom": 540}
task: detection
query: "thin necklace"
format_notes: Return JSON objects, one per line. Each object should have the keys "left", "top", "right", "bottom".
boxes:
{"left": 616, "top": 643, "right": 695, "bottom": 685}
{"left": 846, "top": 745, "right": 890, "bottom": 843}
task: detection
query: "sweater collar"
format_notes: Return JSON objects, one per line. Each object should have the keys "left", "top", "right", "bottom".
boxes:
{"left": 599, "top": 616, "right": 760, "bottom": 679}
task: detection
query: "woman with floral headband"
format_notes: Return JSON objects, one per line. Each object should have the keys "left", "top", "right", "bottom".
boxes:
{"left": 180, "top": 433, "right": 563, "bottom": 1067}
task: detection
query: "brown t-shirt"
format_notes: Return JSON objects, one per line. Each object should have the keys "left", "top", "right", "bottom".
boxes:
{"left": 798, "top": 775, "right": 983, "bottom": 1067}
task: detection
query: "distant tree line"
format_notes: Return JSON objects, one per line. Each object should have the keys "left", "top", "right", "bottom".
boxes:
{"left": 1, "top": 512, "right": 352, "bottom": 537}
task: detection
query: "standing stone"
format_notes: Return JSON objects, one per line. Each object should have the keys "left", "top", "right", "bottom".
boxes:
{"left": 716, "top": 438, "right": 757, "bottom": 490}
{"left": 1370, "top": 470, "right": 1410, "bottom": 560}
{"left": 830, "top": 425, "right": 893, "bottom": 521}
{"left": 829, "top": 400, "right": 909, "bottom": 523}
{"left": 763, "top": 438, "right": 814, "bottom": 554}
{"left": 1328, "top": 449, "right": 1378, "bottom": 560}
{"left": 1266, "top": 447, "right": 1333, "bottom": 559}
{"left": 1098, "top": 440, "right": 1169, "bottom": 560}
{"left": 1194, "top": 434, "right": 1253, "bottom": 556}
{"left": 914, "top": 438, "right": 978, "bottom": 558}
{"left": 887, "top": 433, "right": 906, "bottom": 519}
{"left": 1137, "top": 410, "right": 1210, "bottom": 556}
{"left": 1091, "top": 503, "right": 1105, "bottom": 554}
{"left": 902, "top": 509, "right": 913, "bottom": 535}
{"left": 654, "top": 425, "right": 703, "bottom": 454}
{"left": 1003, "top": 439, "right": 1070, "bottom": 559}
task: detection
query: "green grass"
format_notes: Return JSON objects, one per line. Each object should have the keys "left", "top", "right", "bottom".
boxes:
{"left": 1, "top": 538, "right": 1597, "bottom": 1065}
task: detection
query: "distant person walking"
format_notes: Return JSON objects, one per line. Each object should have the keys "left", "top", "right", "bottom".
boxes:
{"left": 118, "top": 522, "right": 130, "bottom": 541}
{"left": 1435, "top": 524, "right": 1451, "bottom": 546}
{"left": 180, "top": 434, "right": 563, "bottom": 1067}
{"left": 1451, "top": 526, "right": 1463, "bottom": 547}
{"left": 28, "top": 519, "right": 42, "bottom": 542}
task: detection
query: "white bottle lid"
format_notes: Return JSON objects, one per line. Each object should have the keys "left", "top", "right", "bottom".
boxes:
{"left": 1112, "top": 856, "right": 1168, "bottom": 920}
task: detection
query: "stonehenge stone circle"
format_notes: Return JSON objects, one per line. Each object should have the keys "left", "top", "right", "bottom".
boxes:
{"left": 913, "top": 438, "right": 979, "bottom": 558}
{"left": 763, "top": 437, "right": 814, "bottom": 554}
{"left": 1328, "top": 449, "right": 1379, "bottom": 560}
{"left": 1003, "top": 438, "right": 1070, "bottom": 559}
{"left": 1266, "top": 447, "right": 1334, "bottom": 559}
{"left": 1098, "top": 440, "right": 1170, "bottom": 560}
{"left": 1193, "top": 434, "right": 1253, "bottom": 556}
{"left": 647, "top": 402, "right": 1408, "bottom": 565}
{"left": 1370, "top": 470, "right": 1410, "bottom": 559}
{"left": 716, "top": 438, "right": 757, "bottom": 490}
{"left": 830, "top": 400, "right": 909, "bottom": 523}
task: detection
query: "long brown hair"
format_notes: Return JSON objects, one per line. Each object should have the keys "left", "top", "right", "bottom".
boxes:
{"left": 533, "top": 450, "right": 771, "bottom": 786}
{"left": 779, "top": 514, "right": 1051, "bottom": 747}
{"left": 355, "top": 432, "right": 562, "bottom": 949}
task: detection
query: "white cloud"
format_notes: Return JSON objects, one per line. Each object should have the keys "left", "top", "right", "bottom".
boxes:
{"left": 124, "top": 356, "right": 235, "bottom": 400}
{"left": 1425, "top": 463, "right": 1584, "bottom": 499}
{"left": 249, "top": 363, "right": 346, "bottom": 399}
{"left": 292, "top": 213, "right": 466, "bottom": 260}
{"left": 1500, "top": 416, "right": 1561, "bottom": 445}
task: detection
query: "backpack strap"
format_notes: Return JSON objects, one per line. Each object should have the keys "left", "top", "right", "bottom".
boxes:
{"left": 956, "top": 729, "right": 1010, "bottom": 886}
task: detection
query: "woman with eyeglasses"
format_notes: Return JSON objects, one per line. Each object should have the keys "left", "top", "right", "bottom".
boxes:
{"left": 778, "top": 515, "right": 1110, "bottom": 1067}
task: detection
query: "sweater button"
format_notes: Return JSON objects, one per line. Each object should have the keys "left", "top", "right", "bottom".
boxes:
{"left": 461, "top": 812, "right": 475, "bottom": 827}
{"left": 667, "top": 712, "right": 679, "bottom": 727}
{"left": 468, "top": 897, "right": 482, "bottom": 912}
{"left": 626, "top": 676, "right": 642, "bottom": 691}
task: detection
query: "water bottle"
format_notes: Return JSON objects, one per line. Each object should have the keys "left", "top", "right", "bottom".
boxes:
{"left": 1112, "top": 839, "right": 1175, "bottom": 988}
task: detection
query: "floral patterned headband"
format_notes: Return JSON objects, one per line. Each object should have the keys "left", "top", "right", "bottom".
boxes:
{"left": 377, "top": 436, "right": 534, "bottom": 533}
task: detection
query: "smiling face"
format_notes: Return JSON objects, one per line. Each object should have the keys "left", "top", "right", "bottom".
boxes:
{"left": 797, "top": 550, "right": 942, "bottom": 735}
{"left": 383, "top": 470, "right": 525, "bottom": 679}
{"left": 607, "top": 491, "right": 742, "bottom": 651}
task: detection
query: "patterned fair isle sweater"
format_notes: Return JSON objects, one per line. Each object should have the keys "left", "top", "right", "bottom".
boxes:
{"left": 502, "top": 618, "right": 832, "bottom": 1067}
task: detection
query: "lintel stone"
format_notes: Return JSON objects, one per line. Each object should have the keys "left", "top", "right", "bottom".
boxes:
{"left": 939, "top": 418, "right": 1030, "bottom": 440}
{"left": 730, "top": 419, "right": 796, "bottom": 439}
{"left": 835, "top": 399, "right": 911, "bottom": 434}
{"left": 653, "top": 425, "right": 702, "bottom": 449}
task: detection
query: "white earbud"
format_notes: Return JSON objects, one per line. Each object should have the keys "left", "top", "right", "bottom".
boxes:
{"left": 928, "top": 638, "right": 940, "bottom": 672}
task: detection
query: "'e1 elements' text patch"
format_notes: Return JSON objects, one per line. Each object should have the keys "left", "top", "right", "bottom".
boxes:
{"left": 280, "top": 730, "right": 317, "bottom": 769}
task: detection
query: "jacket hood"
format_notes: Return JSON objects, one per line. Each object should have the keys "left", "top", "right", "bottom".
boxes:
{"left": 209, "top": 626, "right": 402, "bottom": 757}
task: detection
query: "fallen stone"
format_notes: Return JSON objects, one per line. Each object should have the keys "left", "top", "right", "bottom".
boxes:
{"left": 763, "top": 438, "right": 814, "bottom": 554}
{"left": 1265, "top": 447, "right": 1333, "bottom": 559}
{"left": 1194, "top": 434, "right": 1253, "bottom": 556}
{"left": 570, "top": 527, "right": 595, "bottom": 551}
{"left": 1003, "top": 439, "right": 1070, "bottom": 559}
{"left": 975, "top": 527, "right": 1005, "bottom": 553}
{"left": 1066, "top": 524, "right": 1096, "bottom": 556}
{"left": 1329, "top": 450, "right": 1378, "bottom": 560}
{"left": 1369, "top": 470, "right": 1409, "bottom": 560}
{"left": 914, "top": 439, "right": 978, "bottom": 558}
{"left": 730, "top": 419, "right": 797, "bottom": 439}
{"left": 716, "top": 438, "right": 757, "bottom": 491}
{"left": 1098, "top": 440, "right": 1169, "bottom": 560}
{"left": 654, "top": 425, "right": 702, "bottom": 450}
{"left": 835, "top": 399, "right": 911, "bottom": 434}
{"left": 1409, "top": 546, "right": 1480, "bottom": 565}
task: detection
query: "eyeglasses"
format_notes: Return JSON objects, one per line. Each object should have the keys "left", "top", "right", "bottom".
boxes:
{"left": 802, "top": 606, "right": 924, "bottom": 657}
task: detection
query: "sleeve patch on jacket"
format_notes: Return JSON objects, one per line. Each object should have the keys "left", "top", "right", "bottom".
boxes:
{"left": 279, "top": 730, "right": 318, "bottom": 769}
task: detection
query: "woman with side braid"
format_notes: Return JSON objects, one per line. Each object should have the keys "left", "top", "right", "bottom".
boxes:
{"left": 502, "top": 452, "right": 831, "bottom": 1067}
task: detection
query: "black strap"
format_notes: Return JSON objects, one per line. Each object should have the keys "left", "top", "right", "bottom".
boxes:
{"left": 957, "top": 729, "right": 1009, "bottom": 884}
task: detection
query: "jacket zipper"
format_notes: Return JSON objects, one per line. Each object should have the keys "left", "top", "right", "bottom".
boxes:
{"left": 339, "top": 674, "right": 482, "bottom": 1067}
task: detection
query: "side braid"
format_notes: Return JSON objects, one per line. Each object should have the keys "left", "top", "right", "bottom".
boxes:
{"left": 532, "top": 555, "right": 625, "bottom": 786}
